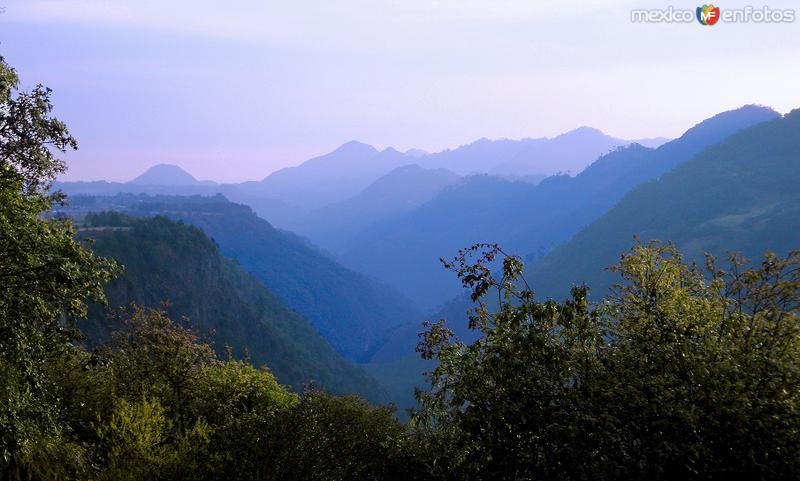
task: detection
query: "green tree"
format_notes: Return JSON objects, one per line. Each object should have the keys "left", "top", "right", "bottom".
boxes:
{"left": 95, "top": 305, "right": 216, "bottom": 422}
{"left": 94, "top": 396, "right": 209, "bottom": 481}
{"left": 254, "top": 390, "right": 426, "bottom": 481}
{"left": 416, "top": 242, "right": 800, "bottom": 480}
{"left": 76, "top": 306, "right": 293, "bottom": 480}
{"left": 75, "top": 305, "right": 424, "bottom": 481}
{"left": 0, "top": 55, "right": 118, "bottom": 478}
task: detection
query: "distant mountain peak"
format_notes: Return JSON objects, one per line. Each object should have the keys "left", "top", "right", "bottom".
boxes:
{"left": 333, "top": 140, "right": 378, "bottom": 156}
{"left": 563, "top": 126, "right": 606, "bottom": 136}
{"left": 686, "top": 105, "right": 779, "bottom": 137}
{"left": 128, "top": 164, "right": 204, "bottom": 186}
{"left": 716, "top": 104, "right": 778, "bottom": 119}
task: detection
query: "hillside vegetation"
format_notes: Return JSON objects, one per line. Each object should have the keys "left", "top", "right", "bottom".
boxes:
{"left": 62, "top": 194, "right": 420, "bottom": 363}
{"left": 527, "top": 108, "right": 800, "bottom": 300}
{"left": 81, "top": 213, "right": 387, "bottom": 402}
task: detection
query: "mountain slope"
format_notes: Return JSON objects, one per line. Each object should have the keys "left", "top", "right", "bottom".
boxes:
{"left": 340, "top": 106, "right": 779, "bottom": 308}
{"left": 491, "top": 126, "right": 626, "bottom": 177}
{"left": 80, "top": 214, "right": 387, "bottom": 402}
{"left": 420, "top": 137, "right": 544, "bottom": 175}
{"left": 63, "top": 194, "right": 420, "bottom": 362}
{"left": 340, "top": 164, "right": 461, "bottom": 213}
{"left": 241, "top": 142, "right": 413, "bottom": 209}
{"left": 419, "top": 127, "right": 635, "bottom": 177}
{"left": 526, "top": 108, "right": 800, "bottom": 301}
{"left": 297, "top": 164, "right": 461, "bottom": 251}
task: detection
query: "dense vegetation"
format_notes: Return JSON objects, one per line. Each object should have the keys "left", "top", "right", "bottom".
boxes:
{"left": 0, "top": 54, "right": 119, "bottom": 476}
{"left": 417, "top": 242, "right": 800, "bottom": 479}
{"left": 39, "top": 307, "right": 423, "bottom": 481}
{"left": 3, "top": 56, "right": 800, "bottom": 480}
{"left": 79, "top": 212, "right": 387, "bottom": 402}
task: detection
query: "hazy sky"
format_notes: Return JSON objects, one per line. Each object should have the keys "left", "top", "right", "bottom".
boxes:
{"left": 1, "top": 0, "right": 799, "bottom": 182}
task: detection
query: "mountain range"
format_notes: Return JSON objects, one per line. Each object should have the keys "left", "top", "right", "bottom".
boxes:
{"left": 55, "top": 127, "right": 666, "bottom": 229}
{"left": 526, "top": 107, "right": 800, "bottom": 301}
{"left": 365, "top": 106, "right": 798, "bottom": 411}
{"left": 335, "top": 105, "right": 779, "bottom": 308}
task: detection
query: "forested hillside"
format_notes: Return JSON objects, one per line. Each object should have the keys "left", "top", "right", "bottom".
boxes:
{"left": 527, "top": 109, "right": 800, "bottom": 300}
{"left": 80, "top": 213, "right": 387, "bottom": 402}
{"left": 61, "top": 194, "right": 419, "bottom": 362}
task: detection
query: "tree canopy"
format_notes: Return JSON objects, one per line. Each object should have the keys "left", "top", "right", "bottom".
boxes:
{"left": 416, "top": 242, "right": 800, "bottom": 480}
{"left": 0, "top": 55, "right": 118, "bottom": 477}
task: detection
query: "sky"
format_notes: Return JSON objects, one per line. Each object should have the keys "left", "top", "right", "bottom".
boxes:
{"left": 1, "top": 0, "right": 799, "bottom": 182}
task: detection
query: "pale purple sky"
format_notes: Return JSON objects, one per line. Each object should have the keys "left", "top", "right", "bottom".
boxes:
{"left": 2, "top": 0, "right": 799, "bottom": 182}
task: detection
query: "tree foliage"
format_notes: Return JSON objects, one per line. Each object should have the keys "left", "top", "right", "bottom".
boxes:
{"left": 0, "top": 55, "right": 118, "bottom": 478}
{"left": 58, "top": 306, "right": 423, "bottom": 480}
{"left": 416, "top": 241, "right": 800, "bottom": 480}
{"left": 80, "top": 211, "right": 388, "bottom": 401}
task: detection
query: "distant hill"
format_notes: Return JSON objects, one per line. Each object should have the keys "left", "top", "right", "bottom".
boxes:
{"left": 490, "top": 126, "right": 627, "bottom": 177}
{"left": 129, "top": 164, "right": 215, "bottom": 186}
{"left": 340, "top": 105, "right": 780, "bottom": 308}
{"left": 419, "top": 127, "right": 638, "bottom": 177}
{"left": 241, "top": 129, "right": 646, "bottom": 213}
{"left": 55, "top": 163, "right": 218, "bottom": 197}
{"left": 526, "top": 108, "right": 800, "bottom": 300}
{"left": 80, "top": 214, "right": 387, "bottom": 402}
{"left": 352, "top": 165, "right": 461, "bottom": 210}
{"left": 296, "top": 164, "right": 462, "bottom": 251}
{"left": 239, "top": 142, "right": 413, "bottom": 209}
{"left": 61, "top": 194, "right": 420, "bottom": 363}
{"left": 234, "top": 130, "right": 635, "bottom": 214}
{"left": 420, "top": 137, "right": 543, "bottom": 175}
{"left": 53, "top": 178, "right": 308, "bottom": 231}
